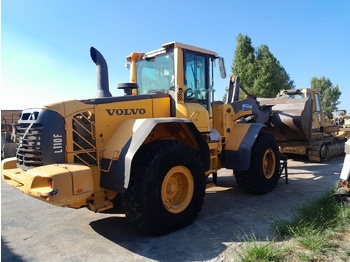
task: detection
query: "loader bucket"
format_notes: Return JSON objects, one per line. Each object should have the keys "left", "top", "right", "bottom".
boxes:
{"left": 258, "top": 97, "right": 313, "bottom": 145}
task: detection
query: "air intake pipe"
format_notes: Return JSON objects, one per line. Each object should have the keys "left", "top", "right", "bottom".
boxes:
{"left": 90, "top": 47, "right": 112, "bottom": 98}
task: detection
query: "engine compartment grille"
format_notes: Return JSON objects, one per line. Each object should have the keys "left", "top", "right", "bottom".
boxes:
{"left": 15, "top": 109, "right": 66, "bottom": 170}
{"left": 16, "top": 123, "right": 44, "bottom": 167}
{"left": 72, "top": 111, "right": 97, "bottom": 166}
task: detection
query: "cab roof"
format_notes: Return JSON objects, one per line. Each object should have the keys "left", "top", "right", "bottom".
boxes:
{"left": 162, "top": 42, "right": 218, "bottom": 56}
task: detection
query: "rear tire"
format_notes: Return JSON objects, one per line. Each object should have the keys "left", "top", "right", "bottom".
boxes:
{"left": 121, "top": 140, "right": 206, "bottom": 235}
{"left": 235, "top": 132, "right": 280, "bottom": 194}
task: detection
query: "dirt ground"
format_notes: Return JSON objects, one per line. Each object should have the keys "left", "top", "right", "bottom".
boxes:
{"left": 1, "top": 156, "right": 345, "bottom": 261}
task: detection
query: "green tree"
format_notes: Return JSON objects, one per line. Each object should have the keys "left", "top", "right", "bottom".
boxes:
{"left": 310, "top": 76, "right": 341, "bottom": 119}
{"left": 231, "top": 34, "right": 294, "bottom": 98}
{"left": 254, "top": 45, "right": 294, "bottom": 97}
{"left": 231, "top": 34, "right": 256, "bottom": 89}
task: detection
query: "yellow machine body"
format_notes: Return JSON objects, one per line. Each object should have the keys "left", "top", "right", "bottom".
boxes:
{"left": 1, "top": 42, "right": 282, "bottom": 235}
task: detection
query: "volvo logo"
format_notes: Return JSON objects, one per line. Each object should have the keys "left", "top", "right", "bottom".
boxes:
{"left": 106, "top": 108, "right": 146, "bottom": 116}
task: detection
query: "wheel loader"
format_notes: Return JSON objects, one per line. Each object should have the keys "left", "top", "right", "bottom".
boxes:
{"left": 2, "top": 42, "right": 309, "bottom": 235}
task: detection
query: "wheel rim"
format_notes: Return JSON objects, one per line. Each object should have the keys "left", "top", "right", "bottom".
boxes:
{"left": 262, "top": 148, "right": 276, "bottom": 179}
{"left": 161, "top": 166, "right": 194, "bottom": 214}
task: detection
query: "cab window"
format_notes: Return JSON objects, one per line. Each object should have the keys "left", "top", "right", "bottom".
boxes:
{"left": 184, "top": 52, "right": 208, "bottom": 102}
{"left": 315, "top": 93, "right": 322, "bottom": 112}
{"left": 136, "top": 52, "right": 174, "bottom": 94}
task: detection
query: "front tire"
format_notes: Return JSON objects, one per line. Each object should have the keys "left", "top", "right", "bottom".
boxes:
{"left": 235, "top": 132, "right": 280, "bottom": 194}
{"left": 121, "top": 140, "right": 206, "bottom": 235}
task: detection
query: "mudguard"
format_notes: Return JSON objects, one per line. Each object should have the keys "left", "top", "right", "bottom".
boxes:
{"left": 100, "top": 118, "right": 209, "bottom": 193}
{"left": 224, "top": 123, "right": 265, "bottom": 171}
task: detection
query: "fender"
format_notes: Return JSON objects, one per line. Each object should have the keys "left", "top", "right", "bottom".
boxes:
{"left": 224, "top": 123, "right": 265, "bottom": 171}
{"left": 100, "top": 118, "right": 209, "bottom": 193}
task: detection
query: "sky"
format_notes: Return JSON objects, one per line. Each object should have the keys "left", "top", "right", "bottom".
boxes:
{"left": 1, "top": 0, "right": 350, "bottom": 113}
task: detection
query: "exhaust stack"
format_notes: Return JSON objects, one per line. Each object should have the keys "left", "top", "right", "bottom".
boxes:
{"left": 90, "top": 47, "right": 112, "bottom": 98}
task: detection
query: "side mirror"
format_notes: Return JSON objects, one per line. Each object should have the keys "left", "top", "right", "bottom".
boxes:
{"left": 218, "top": 57, "right": 226, "bottom": 79}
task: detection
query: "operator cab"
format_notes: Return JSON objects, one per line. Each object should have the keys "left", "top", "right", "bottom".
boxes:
{"left": 128, "top": 42, "right": 226, "bottom": 111}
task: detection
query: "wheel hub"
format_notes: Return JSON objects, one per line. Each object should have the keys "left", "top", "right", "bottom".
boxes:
{"left": 262, "top": 148, "right": 276, "bottom": 179}
{"left": 161, "top": 166, "right": 194, "bottom": 214}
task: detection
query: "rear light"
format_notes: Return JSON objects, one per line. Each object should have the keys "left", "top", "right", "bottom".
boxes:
{"left": 46, "top": 179, "right": 54, "bottom": 201}
{"left": 48, "top": 179, "right": 54, "bottom": 189}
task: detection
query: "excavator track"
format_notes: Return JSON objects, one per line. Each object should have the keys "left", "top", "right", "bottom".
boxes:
{"left": 307, "top": 137, "right": 345, "bottom": 162}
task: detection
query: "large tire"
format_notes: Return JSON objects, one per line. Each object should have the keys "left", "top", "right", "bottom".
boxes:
{"left": 235, "top": 132, "right": 280, "bottom": 194}
{"left": 121, "top": 140, "right": 206, "bottom": 235}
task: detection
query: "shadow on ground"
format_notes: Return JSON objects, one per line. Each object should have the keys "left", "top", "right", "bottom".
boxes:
{"left": 1, "top": 237, "right": 24, "bottom": 262}
{"left": 89, "top": 157, "right": 343, "bottom": 261}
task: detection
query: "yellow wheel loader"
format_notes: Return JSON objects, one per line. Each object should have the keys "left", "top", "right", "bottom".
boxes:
{"left": 2, "top": 42, "right": 306, "bottom": 235}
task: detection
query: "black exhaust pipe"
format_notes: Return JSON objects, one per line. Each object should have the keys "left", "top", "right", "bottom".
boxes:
{"left": 90, "top": 47, "right": 112, "bottom": 98}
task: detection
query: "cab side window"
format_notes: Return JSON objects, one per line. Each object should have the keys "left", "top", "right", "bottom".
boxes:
{"left": 315, "top": 93, "right": 322, "bottom": 112}
{"left": 184, "top": 52, "right": 207, "bottom": 102}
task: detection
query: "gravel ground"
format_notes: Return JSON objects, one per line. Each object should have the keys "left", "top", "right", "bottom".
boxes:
{"left": 1, "top": 156, "right": 345, "bottom": 261}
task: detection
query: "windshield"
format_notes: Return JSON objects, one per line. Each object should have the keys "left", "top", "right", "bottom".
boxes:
{"left": 289, "top": 94, "right": 305, "bottom": 99}
{"left": 287, "top": 93, "right": 311, "bottom": 99}
{"left": 136, "top": 52, "right": 174, "bottom": 94}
